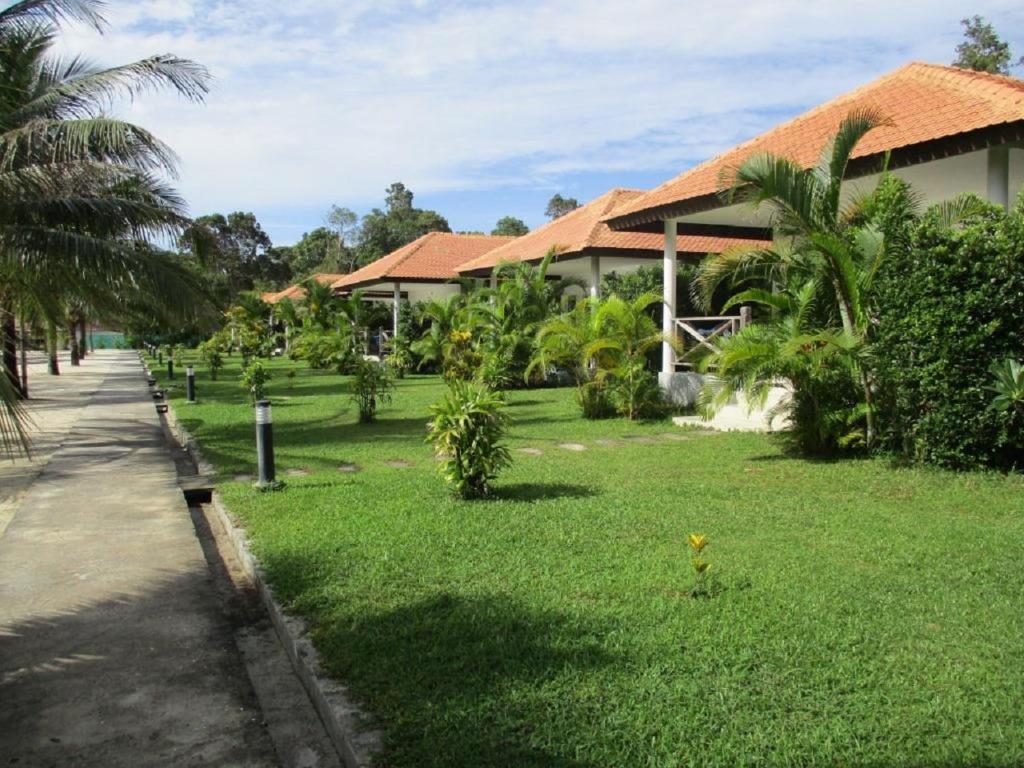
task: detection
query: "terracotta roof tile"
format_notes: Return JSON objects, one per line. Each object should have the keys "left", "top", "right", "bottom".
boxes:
{"left": 264, "top": 273, "right": 347, "bottom": 303}
{"left": 331, "top": 232, "right": 514, "bottom": 290}
{"left": 606, "top": 62, "right": 1024, "bottom": 228}
{"left": 458, "top": 189, "right": 757, "bottom": 273}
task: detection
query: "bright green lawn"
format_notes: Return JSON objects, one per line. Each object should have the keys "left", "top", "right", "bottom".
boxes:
{"left": 155, "top": 352, "right": 1024, "bottom": 768}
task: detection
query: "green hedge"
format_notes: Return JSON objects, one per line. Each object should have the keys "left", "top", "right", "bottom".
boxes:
{"left": 874, "top": 202, "right": 1024, "bottom": 470}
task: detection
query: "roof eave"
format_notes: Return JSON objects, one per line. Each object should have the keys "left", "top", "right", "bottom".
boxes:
{"left": 607, "top": 120, "right": 1024, "bottom": 232}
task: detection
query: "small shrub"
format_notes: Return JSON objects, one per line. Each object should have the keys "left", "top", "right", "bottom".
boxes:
{"left": 387, "top": 337, "right": 412, "bottom": 379}
{"left": 576, "top": 379, "right": 614, "bottom": 419}
{"left": 442, "top": 329, "right": 482, "bottom": 383}
{"left": 240, "top": 360, "right": 271, "bottom": 404}
{"left": 427, "top": 381, "right": 512, "bottom": 499}
{"left": 286, "top": 369, "right": 297, "bottom": 389}
{"left": 351, "top": 357, "right": 393, "bottom": 423}
{"left": 607, "top": 359, "right": 664, "bottom": 421}
{"left": 198, "top": 339, "right": 224, "bottom": 380}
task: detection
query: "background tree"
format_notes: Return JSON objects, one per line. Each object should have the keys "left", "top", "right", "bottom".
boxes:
{"left": 183, "top": 212, "right": 290, "bottom": 296}
{"left": 953, "top": 15, "right": 1022, "bottom": 74}
{"left": 491, "top": 216, "right": 529, "bottom": 236}
{"left": 353, "top": 182, "right": 450, "bottom": 267}
{"left": 287, "top": 227, "right": 341, "bottom": 276}
{"left": 325, "top": 205, "right": 359, "bottom": 272}
{"left": 544, "top": 194, "right": 580, "bottom": 220}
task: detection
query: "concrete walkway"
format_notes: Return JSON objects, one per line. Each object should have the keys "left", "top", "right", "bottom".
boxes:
{"left": 0, "top": 351, "right": 279, "bottom": 766}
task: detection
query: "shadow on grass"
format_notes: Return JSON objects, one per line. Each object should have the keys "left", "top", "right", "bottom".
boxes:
{"left": 296, "top": 590, "right": 614, "bottom": 767}
{"left": 489, "top": 483, "right": 596, "bottom": 501}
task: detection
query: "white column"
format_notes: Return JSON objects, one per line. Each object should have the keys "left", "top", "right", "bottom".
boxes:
{"left": 589, "top": 253, "right": 600, "bottom": 301}
{"left": 392, "top": 282, "right": 401, "bottom": 340}
{"left": 987, "top": 145, "right": 1010, "bottom": 209}
{"left": 489, "top": 272, "right": 497, "bottom": 291}
{"left": 660, "top": 220, "right": 677, "bottom": 388}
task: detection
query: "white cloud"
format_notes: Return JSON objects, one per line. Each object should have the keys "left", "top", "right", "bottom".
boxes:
{"left": 54, "top": 0, "right": 1024, "bottom": 230}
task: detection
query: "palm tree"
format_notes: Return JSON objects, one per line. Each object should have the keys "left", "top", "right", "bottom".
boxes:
{"left": 698, "top": 278, "right": 868, "bottom": 452}
{"left": 411, "top": 294, "right": 466, "bottom": 370}
{"left": 696, "top": 110, "right": 985, "bottom": 449}
{"left": 694, "top": 110, "right": 891, "bottom": 445}
{"left": 587, "top": 293, "right": 668, "bottom": 420}
{"left": 0, "top": 0, "right": 210, "bottom": 453}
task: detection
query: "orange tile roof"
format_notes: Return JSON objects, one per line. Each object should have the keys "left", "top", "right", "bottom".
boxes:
{"left": 606, "top": 62, "right": 1024, "bottom": 229}
{"left": 264, "top": 273, "right": 347, "bottom": 303}
{"left": 331, "top": 232, "right": 514, "bottom": 290}
{"left": 458, "top": 189, "right": 759, "bottom": 274}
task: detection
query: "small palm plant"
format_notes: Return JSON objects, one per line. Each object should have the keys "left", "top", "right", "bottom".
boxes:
{"left": 350, "top": 357, "right": 393, "bottom": 423}
{"left": 588, "top": 293, "right": 670, "bottom": 420}
{"left": 427, "top": 382, "right": 512, "bottom": 499}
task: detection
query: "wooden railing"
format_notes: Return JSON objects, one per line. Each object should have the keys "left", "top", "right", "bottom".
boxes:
{"left": 673, "top": 308, "right": 750, "bottom": 370}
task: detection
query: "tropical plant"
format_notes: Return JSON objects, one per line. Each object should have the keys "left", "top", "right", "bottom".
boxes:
{"left": 472, "top": 250, "right": 581, "bottom": 385}
{"left": 411, "top": 294, "right": 466, "bottom": 369}
{"left": 698, "top": 279, "right": 868, "bottom": 454}
{"left": 198, "top": 338, "right": 224, "bottom": 380}
{"left": 528, "top": 298, "right": 613, "bottom": 418}
{"left": 240, "top": 360, "right": 271, "bottom": 404}
{"left": 686, "top": 534, "right": 712, "bottom": 597}
{"left": 987, "top": 358, "right": 1024, "bottom": 416}
{"left": 588, "top": 293, "right": 669, "bottom": 420}
{"left": 695, "top": 110, "right": 986, "bottom": 451}
{"left": 386, "top": 336, "right": 412, "bottom": 379}
{"left": 350, "top": 357, "right": 392, "bottom": 423}
{"left": 289, "top": 326, "right": 353, "bottom": 371}
{"left": 427, "top": 381, "right": 512, "bottom": 499}
{"left": 0, "top": 0, "right": 210, "bottom": 454}
{"left": 441, "top": 329, "right": 482, "bottom": 383}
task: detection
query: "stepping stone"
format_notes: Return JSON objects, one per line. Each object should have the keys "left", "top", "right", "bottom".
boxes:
{"left": 517, "top": 447, "right": 544, "bottom": 456}
{"left": 623, "top": 435, "right": 656, "bottom": 444}
{"left": 285, "top": 468, "right": 310, "bottom": 477}
{"left": 659, "top": 432, "right": 691, "bottom": 441}
{"left": 232, "top": 473, "right": 253, "bottom": 483}
{"left": 594, "top": 439, "right": 622, "bottom": 447}
{"left": 557, "top": 443, "right": 587, "bottom": 452}
{"left": 385, "top": 459, "right": 412, "bottom": 469}
{"left": 337, "top": 463, "right": 360, "bottom": 473}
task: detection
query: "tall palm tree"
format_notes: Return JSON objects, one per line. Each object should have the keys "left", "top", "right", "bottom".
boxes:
{"left": 696, "top": 110, "right": 985, "bottom": 449}
{"left": 0, "top": 0, "right": 210, "bottom": 454}
{"left": 695, "top": 110, "right": 889, "bottom": 444}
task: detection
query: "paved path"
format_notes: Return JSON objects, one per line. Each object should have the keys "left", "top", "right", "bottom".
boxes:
{"left": 0, "top": 351, "right": 279, "bottom": 766}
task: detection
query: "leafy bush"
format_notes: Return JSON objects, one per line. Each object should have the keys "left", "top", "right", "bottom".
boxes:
{"left": 290, "top": 328, "right": 352, "bottom": 371}
{"left": 442, "top": 329, "right": 482, "bottom": 382}
{"left": 386, "top": 337, "right": 413, "bottom": 379}
{"left": 873, "top": 203, "right": 1024, "bottom": 469}
{"left": 198, "top": 338, "right": 224, "bottom": 380}
{"left": 350, "top": 357, "right": 393, "bottom": 423}
{"left": 427, "top": 381, "right": 512, "bottom": 499}
{"left": 240, "top": 360, "right": 272, "bottom": 404}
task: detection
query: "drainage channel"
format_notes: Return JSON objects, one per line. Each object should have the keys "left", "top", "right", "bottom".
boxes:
{"left": 154, "top": 398, "right": 341, "bottom": 768}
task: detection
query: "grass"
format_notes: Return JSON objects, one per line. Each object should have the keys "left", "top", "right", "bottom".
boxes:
{"left": 155, "top": 351, "right": 1024, "bottom": 767}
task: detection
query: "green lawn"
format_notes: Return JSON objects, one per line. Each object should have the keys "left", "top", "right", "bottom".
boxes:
{"left": 155, "top": 352, "right": 1024, "bottom": 768}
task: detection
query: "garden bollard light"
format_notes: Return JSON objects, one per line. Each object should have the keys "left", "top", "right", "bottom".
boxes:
{"left": 167, "top": 357, "right": 174, "bottom": 380}
{"left": 255, "top": 400, "right": 276, "bottom": 487}
{"left": 158, "top": 350, "right": 163, "bottom": 365}
{"left": 186, "top": 365, "right": 196, "bottom": 403}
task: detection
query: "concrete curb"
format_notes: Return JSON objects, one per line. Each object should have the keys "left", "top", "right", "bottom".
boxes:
{"left": 158, "top": 387, "right": 381, "bottom": 768}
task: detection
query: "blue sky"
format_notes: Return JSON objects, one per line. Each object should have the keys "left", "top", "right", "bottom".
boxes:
{"left": 59, "top": 0, "right": 1024, "bottom": 245}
